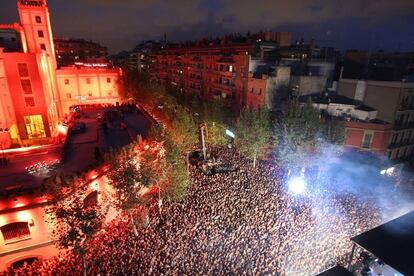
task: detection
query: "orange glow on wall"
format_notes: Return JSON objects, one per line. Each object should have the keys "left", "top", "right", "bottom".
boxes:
{"left": 16, "top": 211, "right": 31, "bottom": 222}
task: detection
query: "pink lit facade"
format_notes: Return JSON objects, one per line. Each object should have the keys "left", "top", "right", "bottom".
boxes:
{"left": 0, "top": 169, "right": 115, "bottom": 271}
{"left": 0, "top": 0, "right": 121, "bottom": 147}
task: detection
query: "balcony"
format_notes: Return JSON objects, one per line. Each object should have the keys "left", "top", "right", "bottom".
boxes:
{"left": 393, "top": 121, "right": 414, "bottom": 130}
{"left": 397, "top": 101, "right": 414, "bottom": 112}
{"left": 388, "top": 139, "right": 414, "bottom": 149}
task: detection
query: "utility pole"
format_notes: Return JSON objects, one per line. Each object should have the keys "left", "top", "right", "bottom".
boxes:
{"left": 200, "top": 125, "right": 207, "bottom": 160}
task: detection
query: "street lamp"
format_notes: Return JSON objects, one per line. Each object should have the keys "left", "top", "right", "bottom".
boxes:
{"left": 225, "top": 129, "right": 235, "bottom": 138}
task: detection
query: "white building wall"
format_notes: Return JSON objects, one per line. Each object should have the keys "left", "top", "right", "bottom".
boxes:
{"left": 56, "top": 68, "right": 121, "bottom": 114}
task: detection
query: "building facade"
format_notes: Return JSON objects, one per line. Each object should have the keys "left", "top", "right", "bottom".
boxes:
{"left": 0, "top": 0, "right": 121, "bottom": 147}
{"left": 302, "top": 94, "right": 394, "bottom": 156}
{"left": 337, "top": 78, "right": 414, "bottom": 160}
{"left": 56, "top": 65, "right": 121, "bottom": 113}
{"left": 152, "top": 40, "right": 292, "bottom": 111}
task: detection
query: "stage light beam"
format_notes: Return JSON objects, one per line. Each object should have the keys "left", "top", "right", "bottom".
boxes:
{"left": 288, "top": 176, "right": 307, "bottom": 195}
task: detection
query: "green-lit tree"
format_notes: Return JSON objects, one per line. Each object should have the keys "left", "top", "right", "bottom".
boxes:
{"left": 234, "top": 107, "right": 271, "bottom": 168}
{"left": 171, "top": 106, "right": 198, "bottom": 169}
{"left": 201, "top": 100, "right": 231, "bottom": 147}
{"left": 148, "top": 124, "right": 189, "bottom": 202}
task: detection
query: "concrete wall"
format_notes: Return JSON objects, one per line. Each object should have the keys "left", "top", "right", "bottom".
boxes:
{"left": 265, "top": 66, "right": 291, "bottom": 110}
{"left": 292, "top": 75, "right": 327, "bottom": 96}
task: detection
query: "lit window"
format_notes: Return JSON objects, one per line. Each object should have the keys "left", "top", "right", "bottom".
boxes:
{"left": 1, "top": 222, "right": 30, "bottom": 242}
{"left": 40, "top": 44, "right": 46, "bottom": 51}
{"left": 37, "top": 30, "right": 44, "bottom": 38}
{"left": 86, "top": 78, "right": 91, "bottom": 84}
{"left": 106, "top": 78, "right": 111, "bottom": 83}
{"left": 24, "top": 97, "right": 35, "bottom": 107}
{"left": 362, "top": 133, "right": 373, "bottom": 149}
{"left": 24, "top": 115, "right": 46, "bottom": 139}
{"left": 17, "top": 63, "right": 29, "bottom": 77}
{"left": 66, "top": 93, "right": 71, "bottom": 99}
{"left": 21, "top": 79, "right": 32, "bottom": 94}
{"left": 35, "top": 16, "right": 42, "bottom": 23}
{"left": 229, "top": 65, "right": 233, "bottom": 72}
{"left": 64, "top": 79, "right": 69, "bottom": 85}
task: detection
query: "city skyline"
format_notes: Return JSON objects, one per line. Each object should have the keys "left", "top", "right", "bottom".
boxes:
{"left": 1, "top": 0, "right": 414, "bottom": 53}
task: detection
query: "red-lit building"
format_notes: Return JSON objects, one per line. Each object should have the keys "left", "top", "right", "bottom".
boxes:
{"left": 0, "top": 0, "right": 121, "bottom": 148}
{"left": 152, "top": 32, "right": 292, "bottom": 111}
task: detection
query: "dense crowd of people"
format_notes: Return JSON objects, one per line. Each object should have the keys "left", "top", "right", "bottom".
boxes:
{"left": 2, "top": 147, "right": 406, "bottom": 275}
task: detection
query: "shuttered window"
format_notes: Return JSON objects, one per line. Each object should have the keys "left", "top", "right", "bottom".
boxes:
{"left": 1, "top": 222, "right": 30, "bottom": 241}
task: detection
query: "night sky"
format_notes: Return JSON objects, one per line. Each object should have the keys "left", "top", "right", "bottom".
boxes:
{"left": 1, "top": 0, "right": 414, "bottom": 53}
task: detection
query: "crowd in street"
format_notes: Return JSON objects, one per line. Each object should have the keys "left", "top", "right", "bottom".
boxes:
{"left": 2, "top": 147, "right": 396, "bottom": 275}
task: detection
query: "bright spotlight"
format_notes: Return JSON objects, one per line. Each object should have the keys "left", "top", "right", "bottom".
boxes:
{"left": 288, "top": 177, "right": 307, "bottom": 195}
{"left": 386, "top": 167, "right": 394, "bottom": 175}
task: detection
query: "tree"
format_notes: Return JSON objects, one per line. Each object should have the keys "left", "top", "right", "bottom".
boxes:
{"left": 171, "top": 106, "right": 198, "bottom": 170}
{"left": 164, "top": 159, "right": 189, "bottom": 202}
{"left": 201, "top": 100, "right": 231, "bottom": 147}
{"left": 46, "top": 177, "right": 105, "bottom": 276}
{"left": 106, "top": 146, "right": 145, "bottom": 236}
{"left": 274, "top": 99, "right": 345, "bottom": 175}
{"left": 234, "top": 107, "right": 271, "bottom": 168}
{"left": 148, "top": 124, "right": 189, "bottom": 202}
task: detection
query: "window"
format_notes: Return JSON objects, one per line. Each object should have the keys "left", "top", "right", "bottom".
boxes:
{"left": 66, "top": 93, "right": 71, "bottom": 99}
{"left": 40, "top": 44, "right": 46, "bottom": 51}
{"left": 251, "top": 88, "right": 254, "bottom": 93}
{"left": 17, "top": 63, "right": 29, "bottom": 77}
{"left": 362, "top": 133, "right": 373, "bottom": 149}
{"left": 88, "top": 92, "right": 92, "bottom": 97}
{"left": 106, "top": 77, "right": 111, "bottom": 83}
{"left": 86, "top": 78, "right": 91, "bottom": 84}
{"left": 24, "top": 115, "right": 46, "bottom": 139}
{"left": 12, "top": 257, "right": 39, "bottom": 269}
{"left": 259, "top": 88, "right": 262, "bottom": 95}
{"left": 1, "top": 222, "right": 30, "bottom": 242}
{"left": 21, "top": 79, "right": 32, "bottom": 94}
{"left": 64, "top": 79, "right": 69, "bottom": 85}
{"left": 35, "top": 16, "right": 42, "bottom": 23}
{"left": 24, "top": 97, "right": 35, "bottom": 107}
{"left": 37, "top": 30, "right": 44, "bottom": 38}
